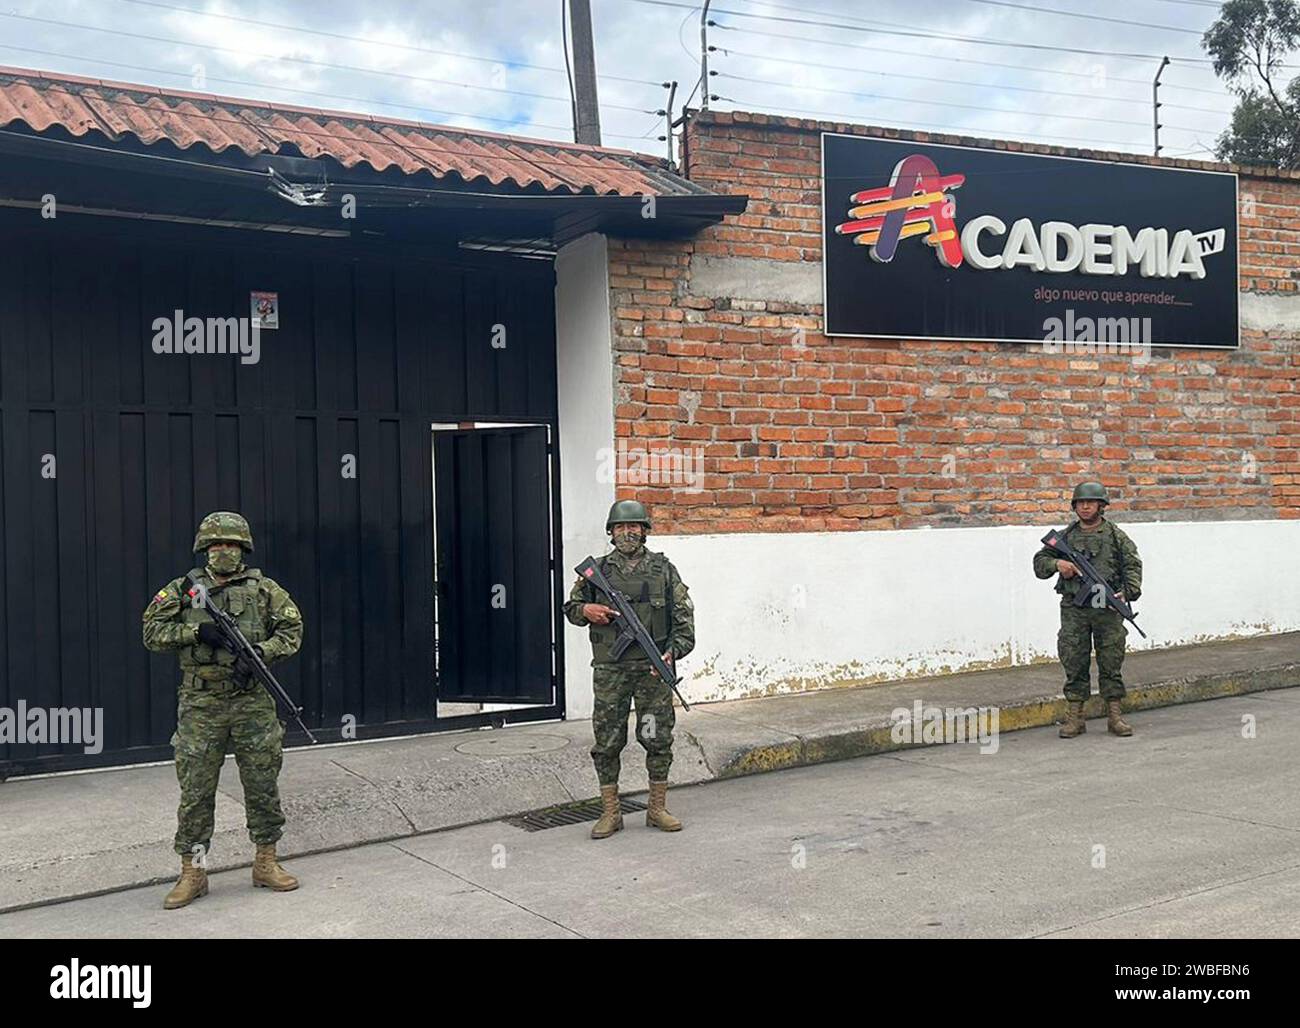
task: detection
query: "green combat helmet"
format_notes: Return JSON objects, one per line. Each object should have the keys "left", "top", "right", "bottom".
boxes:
{"left": 1071, "top": 482, "right": 1109, "bottom": 507}
{"left": 605, "top": 499, "right": 651, "bottom": 534}
{"left": 192, "top": 511, "right": 255, "bottom": 553}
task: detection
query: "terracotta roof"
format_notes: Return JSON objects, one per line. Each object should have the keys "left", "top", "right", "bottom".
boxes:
{"left": 0, "top": 65, "right": 707, "bottom": 197}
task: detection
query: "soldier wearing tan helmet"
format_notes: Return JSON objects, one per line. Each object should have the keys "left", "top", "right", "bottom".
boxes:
{"left": 564, "top": 500, "right": 695, "bottom": 839}
{"left": 1033, "top": 483, "right": 1143, "bottom": 738}
{"left": 143, "top": 511, "right": 304, "bottom": 908}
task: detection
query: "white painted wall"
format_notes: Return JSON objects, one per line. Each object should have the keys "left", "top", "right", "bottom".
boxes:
{"left": 645, "top": 519, "right": 1300, "bottom": 705}
{"left": 555, "top": 233, "right": 616, "bottom": 719}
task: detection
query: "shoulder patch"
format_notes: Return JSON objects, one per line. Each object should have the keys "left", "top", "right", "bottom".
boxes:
{"left": 152, "top": 588, "right": 171, "bottom": 605}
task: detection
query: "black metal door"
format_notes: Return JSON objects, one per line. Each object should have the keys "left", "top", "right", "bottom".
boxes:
{"left": 0, "top": 210, "right": 561, "bottom": 776}
{"left": 433, "top": 426, "right": 556, "bottom": 704}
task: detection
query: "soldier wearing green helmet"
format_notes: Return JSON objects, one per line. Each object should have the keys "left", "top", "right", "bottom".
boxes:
{"left": 143, "top": 511, "right": 304, "bottom": 908}
{"left": 564, "top": 499, "right": 696, "bottom": 839}
{"left": 1033, "top": 483, "right": 1143, "bottom": 738}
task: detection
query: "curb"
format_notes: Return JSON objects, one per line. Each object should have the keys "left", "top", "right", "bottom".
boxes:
{"left": 715, "top": 662, "right": 1300, "bottom": 778}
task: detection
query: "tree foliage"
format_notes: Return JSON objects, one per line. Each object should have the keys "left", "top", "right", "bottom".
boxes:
{"left": 1203, "top": 0, "right": 1300, "bottom": 167}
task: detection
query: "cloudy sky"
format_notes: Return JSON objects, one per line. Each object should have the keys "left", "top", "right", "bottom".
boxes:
{"left": 0, "top": 0, "right": 1268, "bottom": 161}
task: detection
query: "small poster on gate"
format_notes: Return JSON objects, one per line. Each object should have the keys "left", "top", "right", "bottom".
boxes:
{"left": 251, "top": 291, "right": 279, "bottom": 330}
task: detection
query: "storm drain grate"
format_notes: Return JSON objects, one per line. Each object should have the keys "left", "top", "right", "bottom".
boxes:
{"left": 505, "top": 796, "right": 648, "bottom": 831}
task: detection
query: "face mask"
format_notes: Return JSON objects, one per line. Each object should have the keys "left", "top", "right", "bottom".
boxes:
{"left": 614, "top": 531, "right": 644, "bottom": 555}
{"left": 207, "top": 548, "right": 243, "bottom": 575}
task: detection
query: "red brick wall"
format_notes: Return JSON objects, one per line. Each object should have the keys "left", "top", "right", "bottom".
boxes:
{"left": 608, "top": 111, "right": 1300, "bottom": 533}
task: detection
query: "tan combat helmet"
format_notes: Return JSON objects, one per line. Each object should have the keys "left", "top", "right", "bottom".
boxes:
{"left": 192, "top": 511, "right": 254, "bottom": 553}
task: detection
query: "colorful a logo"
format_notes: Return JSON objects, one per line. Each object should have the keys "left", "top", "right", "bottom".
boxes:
{"left": 835, "top": 154, "right": 965, "bottom": 267}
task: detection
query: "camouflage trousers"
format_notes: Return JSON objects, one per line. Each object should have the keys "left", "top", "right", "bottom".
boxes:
{"left": 1058, "top": 604, "right": 1128, "bottom": 703}
{"left": 171, "top": 680, "right": 286, "bottom": 857}
{"left": 590, "top": 663, "right": 676, "bottom": 787}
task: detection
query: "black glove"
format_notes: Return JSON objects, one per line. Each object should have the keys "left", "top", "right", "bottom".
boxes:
{"left": 196, "top": 622, "right": 224, "bottom": 648}
{"left": 233, "top": 646, "right": 265, "bottom": 675}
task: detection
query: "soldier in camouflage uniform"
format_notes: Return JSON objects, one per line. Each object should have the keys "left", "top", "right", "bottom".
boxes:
{"left": 1033, "top": 483, "right": 1143, "bottom": 739}
{"left": 143, "top": 512, "right": 304, "bottom": 908}
{"left": 564, "top": 500, "right": 695, "bottom": 839}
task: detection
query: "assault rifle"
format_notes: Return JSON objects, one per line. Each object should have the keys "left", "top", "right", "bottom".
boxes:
{"left": 1040, "top": 528, "right": 1147, "bottom": 639}
{"left": 185, "top": 572, "right": 318, "bottom": 742}
{"left": 575, "top": 556, "right": 691, "bottom": 711}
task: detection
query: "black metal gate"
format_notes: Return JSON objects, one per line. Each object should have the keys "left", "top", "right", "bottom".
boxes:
{"left": 0, "top": 211, "right": 565, "bottom": 778}
{"left": 434, "top": 426, "right": 557, "bottom": 705}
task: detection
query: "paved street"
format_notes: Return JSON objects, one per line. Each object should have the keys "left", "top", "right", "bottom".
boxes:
{"left": 3, "top": 690, "right": 1298, "bottom": 939}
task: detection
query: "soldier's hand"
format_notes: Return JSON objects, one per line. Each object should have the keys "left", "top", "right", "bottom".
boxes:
{"left": 233, "top": 646, "right": 264, "bottom": 676}
{"left": 196, "top": 622, "right": 224, "bottom": 647}
{"left": 651, "top": 652, "right": 673, "bottom": 679}
{"left": 582, "top": 603, "right": 618, "bottom": 625}
{"left": 1056, "top": 560, "right": 1080, "bottom": 578}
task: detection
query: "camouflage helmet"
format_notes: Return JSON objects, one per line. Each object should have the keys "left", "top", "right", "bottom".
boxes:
{"left": 1071, "top": 481, "right": 1109, "bottom": 506}
{"left": 193, "top": 511, "right": 254, "bottom": 553}
{"left": 605, "top": 499, "right": 651, "bottom": 534}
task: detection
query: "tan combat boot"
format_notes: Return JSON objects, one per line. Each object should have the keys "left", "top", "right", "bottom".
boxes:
{"left": 163, "top": 854, "right": 208, "bottom": 910}
{"left": 1059, "top": 700, "right": 1087, "bottom": 739}
{"left": 590, "top": 784, "right": 624, "bottom": 839}
{"left": 645, "top": 781, "right": 682, "bottom": 832}
{"left": 1107, "top": 699, "right": 1134, "bottom": 737}
{"left": 252, "top": 843, "right": 299, "bottom": 891}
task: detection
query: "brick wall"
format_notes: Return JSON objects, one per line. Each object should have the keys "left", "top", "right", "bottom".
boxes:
{"left": 607, "top": 110, "right": 1300, "bottom": 534}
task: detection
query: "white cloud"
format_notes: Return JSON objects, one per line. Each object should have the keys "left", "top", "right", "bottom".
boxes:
{"left": 0, "top": 0, "right": 1253, "bottom": 158}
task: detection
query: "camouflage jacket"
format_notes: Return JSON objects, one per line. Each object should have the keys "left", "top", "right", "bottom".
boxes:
{"left": 1033, "top": 519, "right": 1143, "bottom": 605}
{"left": 142, "top": 566, "right": 304, "bottom": 683}
{"left": 563, "top": 547, "right": 695, "bottom": 666}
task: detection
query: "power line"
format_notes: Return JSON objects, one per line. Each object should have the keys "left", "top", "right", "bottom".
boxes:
{"left": 717, "top": 38, "right": 1232, "bottom": 100}
{"left": 714, "top": 26, "right": 1237, "bottom": 96}
{"left": 562, "top": 0, "right": 578, "bottom": 135}
{"left": 0, "top": 42, "right": 661, "bottom": 143}
{"left": 715, "top": 71, "right": 1215, "bottom": 130}
{"left": 709, "top": 93, "right": 1163, "bottom": 149}
{"left": 713, "top": 45, "right": 1232, "bottom": 113}
{"left": 624, "top": 0, "right": 1230, "bottom": 63}
{"left": 0, "top": 12, "right": 659, "bottom": 116}
{"left": 110, "top": 0, "right": 664, "bottom": 87}
{"left": 951, "top": 0, "right": 1204, "bottom": 34}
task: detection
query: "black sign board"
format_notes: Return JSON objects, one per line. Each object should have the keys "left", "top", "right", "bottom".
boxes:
{"left": 821, "top": 133, "right": 1239, "bottom": 348}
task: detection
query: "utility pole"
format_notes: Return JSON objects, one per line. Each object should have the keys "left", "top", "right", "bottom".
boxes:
{"left": 568, "top": 0, "right": 602, "bottom": 145}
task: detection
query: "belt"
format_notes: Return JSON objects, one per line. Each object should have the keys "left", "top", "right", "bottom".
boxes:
{"left": 182, "top": 670, "right": 254, "bottom": 693}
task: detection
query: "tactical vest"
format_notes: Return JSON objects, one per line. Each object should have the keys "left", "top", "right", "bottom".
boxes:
{"left": 587, "top": 551, "right": 672, "bottom": 665}
{"left": 1056, "top": 521, "right": 1125, "bottom": 601}
{"left": 177, "top": 567, "right": 269, "bottom": 682}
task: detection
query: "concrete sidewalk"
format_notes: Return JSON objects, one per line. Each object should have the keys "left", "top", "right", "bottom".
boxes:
{"left": 1, "top": 632, "right": 1297, "bottom": 915}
